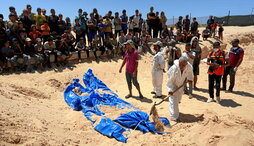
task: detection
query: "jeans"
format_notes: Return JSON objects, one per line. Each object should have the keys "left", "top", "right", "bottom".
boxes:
{"left": 27, "top": 54, "right": 43, "bottom": 68}
{"left": 209, "top": 74, "right": 222, "bottom": 99}
{"left": 45, "top": 52, "right": 58, "bottom": 67}
{"left": 222, "top": 66, "right": 236, "bottom": 90}
{"left": 11, "top": 54, "right": 29, "bottom": 68}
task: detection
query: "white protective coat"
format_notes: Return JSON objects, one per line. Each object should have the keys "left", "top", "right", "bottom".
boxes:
{"left": 152, "top": 51, "right": 165, "bottom": 96}
{"left": 167, "top": 60, "right": 194, "bottom": 120}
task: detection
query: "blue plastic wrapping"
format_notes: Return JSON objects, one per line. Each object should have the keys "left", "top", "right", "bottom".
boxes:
{"left": 114, "top": 111, "right": 170, "bottom": 134}
{"left": 64, "top": 69, "right": 170, "bottom": 143}
{"left": 94, "top": 118, "right": 128, "bottom": 143}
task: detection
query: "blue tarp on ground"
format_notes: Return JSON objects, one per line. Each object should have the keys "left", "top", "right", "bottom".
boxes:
{"left": 64, "top": 69, "right": 170, "bottom": 143}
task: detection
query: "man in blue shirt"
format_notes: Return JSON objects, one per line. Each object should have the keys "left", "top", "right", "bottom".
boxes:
{"left": 120, "top": 9, "right": 128, "bottom": 35}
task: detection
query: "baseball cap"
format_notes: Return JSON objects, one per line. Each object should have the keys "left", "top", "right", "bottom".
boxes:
{"left": 123, "top": 40, "right": 136, "bottom": 49}
{"left": 12, "top": 38, "right": 17, "bottom": 41}
{"left": 153, "top": 41, "right": 163, "bottom": 47}
{"left": 25, "top": 37, "right": 32, "bottom": 42}
{"left": 36, "top": 38, "right": 42, "bottom": 42}
{"left": 26, "top": 4, "right": 32, "bottom": 9}
{"left": 169, "top": 40, "right": 177, "bottom": 45}
{"left": 231, "top": 39, "right": 240, "bottom": 43}
{"left": 213, "top": 41, "right": 220, "bottom": 47}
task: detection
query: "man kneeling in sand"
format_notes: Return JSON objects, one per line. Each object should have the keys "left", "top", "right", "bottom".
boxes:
{"left": 167, "top": 56, "right": 193, "bottom": 122}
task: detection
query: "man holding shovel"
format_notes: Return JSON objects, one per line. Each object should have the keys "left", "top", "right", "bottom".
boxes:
{"left": 166, "top": 56, "right": 193, "bottom": 122}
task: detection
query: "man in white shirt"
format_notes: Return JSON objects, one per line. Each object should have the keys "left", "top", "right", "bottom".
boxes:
{"left": 166, "top": 56, "right": 193, "bottom": 122}
{"left": 133, "top": 9, "right": 140, "bottom": 36}
{"left": 151, "top": 41, "right": 165, "bottom": 98}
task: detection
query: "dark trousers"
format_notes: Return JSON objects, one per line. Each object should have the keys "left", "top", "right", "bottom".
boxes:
{"left": 125, "top": 72, "right": 140, "bottom": 91}
{"left": 123, "top": 29, "right": 127, "bottom": 35}
{"left": 209, "top": 74, "right": 222, "bottom": 99}
{"left": 133, "top": 28, "right": 140, "bottom": 36}
{"left": 222, "top": 66, "right": 236, "bottom": 90}
{"left": 45, "top": 52, "right": 58, "bottom": 67}
{"left": 77, "top": 50, "right": 89, "bottom": 59}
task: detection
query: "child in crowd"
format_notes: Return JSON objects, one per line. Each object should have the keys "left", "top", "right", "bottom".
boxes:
{"left": 75, "top": 37, "right": 87, "bottom": 62}
{"left": 218, "top": 24, "right": 224, "bottom": 41}
{"left": 202, "top": 27, "right": 211, "bottom": 41}
{"left": 211, "top": 22, "right": 217, "bottom": 38}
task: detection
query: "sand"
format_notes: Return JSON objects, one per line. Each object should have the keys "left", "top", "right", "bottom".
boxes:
{"left": 1, "top": 26, "right": 254, "bottom": 146}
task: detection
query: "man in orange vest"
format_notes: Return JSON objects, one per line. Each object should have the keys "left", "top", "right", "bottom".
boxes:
{"left": 206, "top": 42, "right": 228, "bottom": 103}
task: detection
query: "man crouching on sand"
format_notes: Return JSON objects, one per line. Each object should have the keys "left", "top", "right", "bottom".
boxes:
{"left": 167, "top": 56, "right": 193, "bottom": 122}
{"left": 119, "top": 40, "right": 144, "bottom": 99}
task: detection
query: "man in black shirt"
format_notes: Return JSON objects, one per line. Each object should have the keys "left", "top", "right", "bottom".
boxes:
{"left": 147, "top": 7, "right": 156, "bottom": 38}
{"left": 48, "top": 9, "right": 59, "bottom": 33}
{"left": 190, "top": 17, "right": 199, "bottom": 34}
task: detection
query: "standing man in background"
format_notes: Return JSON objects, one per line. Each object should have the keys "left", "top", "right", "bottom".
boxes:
{"left": 151, "top": 41, "right": 165, "bottom": 98}
{"left": 222, "top": 39, "right": 244, "bottom": 92}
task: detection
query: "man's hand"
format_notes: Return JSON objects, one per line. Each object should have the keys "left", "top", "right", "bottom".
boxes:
{"left": 119, "top": 68, "right": 122, "bottom": 73}
{"left": 233, "top": 67, "right": 238, "bottom": 72}
{"left": 133, "top": 71, "right": 137, "bottom": 77}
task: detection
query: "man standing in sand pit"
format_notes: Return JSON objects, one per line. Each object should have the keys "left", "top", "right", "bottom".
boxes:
{"left": 222, "top": 39, "right": 244, "bottom": 92}
{"left": 166, "top": 56, "right": 193, "bottom": 122}
{"left": 151, "top": 41, "right": 165, "bottom": 98}
{"left": 119, "top": 40, "right": 144, "bottom": 99}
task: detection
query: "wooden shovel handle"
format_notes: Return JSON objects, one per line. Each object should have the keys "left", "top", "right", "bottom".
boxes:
{"left": 155, "top": 79, "right": 188, "bottom": 106}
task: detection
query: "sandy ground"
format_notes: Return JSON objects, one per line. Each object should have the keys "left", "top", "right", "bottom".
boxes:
{"left": 1, "top": 26, "right": 254, "bottom": 146}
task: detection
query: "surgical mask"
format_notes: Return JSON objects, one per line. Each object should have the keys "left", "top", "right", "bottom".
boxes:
{"left": 232, "top": 47, "right": 238, "bottom": 50}
{"left": 213, "top": 48, "right": 219, "bottom": 52}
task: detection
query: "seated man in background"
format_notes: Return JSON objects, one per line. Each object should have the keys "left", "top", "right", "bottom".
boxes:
{"left": 24, "top": 37, "right": 42, "bottom": 72}
{"left": 11, "top": 38, "right": 29, "bottom": 71}
{"left": 75, "top": 37, "right": 87, "bottom": 62}
{"left": 44, "top": 37, "right": 59, "bottom": 68}
{"left": 202, "top": 27, "right": 211, "bottom": 41}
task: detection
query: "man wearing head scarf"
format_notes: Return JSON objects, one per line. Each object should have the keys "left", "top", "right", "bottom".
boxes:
{"left": 166, "top": 56, "right": 193, "bottom": 122}
{"left": 190, "top": 36, "right": 202, "bottom": 89}
{"left": 151, "top": 41, "right": 165, "bottom": 98}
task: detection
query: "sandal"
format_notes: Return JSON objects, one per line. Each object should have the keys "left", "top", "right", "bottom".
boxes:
{"left": 125, "top": 94, "right": 132, "bottom": 99}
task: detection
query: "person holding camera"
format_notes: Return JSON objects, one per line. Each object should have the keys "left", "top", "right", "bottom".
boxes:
{"left": 206, "top": 42, "right": 227, "bottom": 103}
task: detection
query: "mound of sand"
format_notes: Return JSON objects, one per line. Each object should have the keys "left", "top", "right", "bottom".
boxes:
{"left": 1, "top": 26, "right": 254, "bottom": 145}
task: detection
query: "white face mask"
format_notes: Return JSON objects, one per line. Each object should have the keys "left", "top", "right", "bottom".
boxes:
{"left": 232, "top": 47, "right": 238, "bottom": 50}
{"left": 213, "top": 48, "right": 219, "bottom": 52}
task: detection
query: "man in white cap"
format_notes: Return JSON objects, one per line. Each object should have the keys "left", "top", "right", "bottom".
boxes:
{"left": 166, "top": 56, "right": 193, "bottom": 122}
{"left": 119, "top": 40, "right": 144, "bottom": 99}
{"left": 151, "top": 41, "right": 165, "bottom": 98}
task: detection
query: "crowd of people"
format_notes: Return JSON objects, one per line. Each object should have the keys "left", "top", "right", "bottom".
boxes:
{"left": 0, "top": 5, "right": 225, "bottom": 73}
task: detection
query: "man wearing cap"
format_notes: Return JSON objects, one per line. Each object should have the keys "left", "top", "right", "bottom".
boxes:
{"left": 222, "top": 39, "right": 244, "bottom": 92}
{"left": 151, "top": 41, "right": 165, "bottom": 98}
{"left": 167, "top": 56, "right": 193, "bottom": 122}
{"left": 165, "top": 40, "right": 182, "bottom": 70}
{"left": 119, "top": 40, "right": 144, "bottom": 99}
{"left": 26, "top": 4, "right": 35, "bottom": 21}
{"left": 207, "top": 42, "right": 227, "bottom": 103}
{"left": 24, "top": 37, "right": 42, "bottom": 71}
